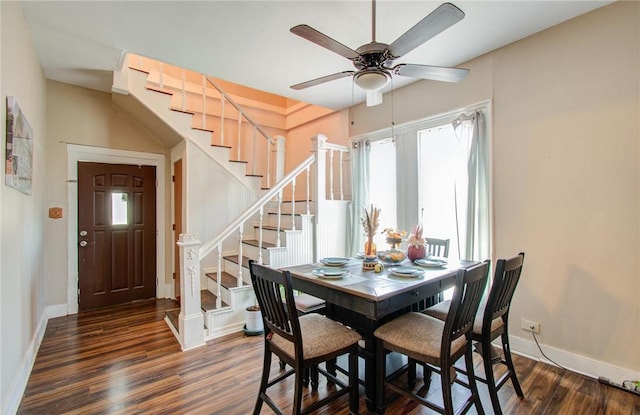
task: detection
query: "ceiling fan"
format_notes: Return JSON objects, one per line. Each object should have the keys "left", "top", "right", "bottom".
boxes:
{"left": 290, "top": 1, "right": 469, "bottom": 106}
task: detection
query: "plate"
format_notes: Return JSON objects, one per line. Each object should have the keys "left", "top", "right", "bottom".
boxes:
{"left": 320, "top": 257, "right": 350, "bottom": 267}
{"left": 389, "top": 267, "right": 424, "bottom": 278}
{"left": 355, "top": 252, "right": 365, "bottom": 259}
{"left": 312, "top": 268, "right": 348, "bottom": 279}
{"left": 414, "top": 258, "right": 448, "bottom": 268}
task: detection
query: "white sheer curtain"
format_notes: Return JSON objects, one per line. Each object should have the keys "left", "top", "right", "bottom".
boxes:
{"left": 348, "top": 139, "right": 370, "bottom": 256}
{"left": 453, "top": 111, "right": 490, "bottom": 261}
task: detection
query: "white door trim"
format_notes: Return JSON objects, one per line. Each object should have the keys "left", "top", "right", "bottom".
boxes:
{"left": 67, "top": 144, "right": 166, "bottom": 314}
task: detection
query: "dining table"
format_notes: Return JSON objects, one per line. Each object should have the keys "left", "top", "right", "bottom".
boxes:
{"left": 282, "top": 256, "right": 478, "bottom": 411}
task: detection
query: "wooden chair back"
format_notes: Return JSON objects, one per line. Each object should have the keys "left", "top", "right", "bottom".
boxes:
{"left": 482, "top": 252, "right": 525, "bottom": 334}
{"left": 425, "top": 237, "right": 450, "bottom": 258}
{"left": 248, "top": 260, "right": 302, "bottom": 355}
{"left": 443, "top": 261, "right": 490, "bottom": 349}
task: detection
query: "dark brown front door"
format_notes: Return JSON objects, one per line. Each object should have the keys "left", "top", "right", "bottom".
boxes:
{"left": 78, "top": 162, "right": 157, "bottom": 310}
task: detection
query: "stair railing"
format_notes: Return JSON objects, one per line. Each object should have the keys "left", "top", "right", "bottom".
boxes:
{"left": 128, "top": 54, "right": 276, "bottom": 190}
{"left": 199, "top": 154, "right": 316, "bottom": 304}
{"left": 206, "top": 77, "right": 274, "bottom": 188}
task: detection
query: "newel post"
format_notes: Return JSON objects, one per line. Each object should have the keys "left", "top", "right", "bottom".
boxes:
{"left": 311, "top": 134, "right": 328, "bottom": 261}
{"left": 177, "top": 233, "right": 205, "bottom": 350}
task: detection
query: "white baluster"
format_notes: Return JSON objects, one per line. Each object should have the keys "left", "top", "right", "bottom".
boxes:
{"left": 216, "top": 244, "right": 222, "bottom": 309}
{"left": 220, "top": 98, "right": 225, "bottom": 146}
{"left": 159, "top": 62, "right": 164, "bottom": 89}
{"left": 201, "top": 74, "right": 207, "bottom": 130}
{"left": 237, "top": 113, "right": 242, "bottom": 160}
{"left": 306, "top": 166, "right": 311, "bottom": 215}
{"left": 291, "top": 177, "right": 296, "bottom": 231}
{"left": 179, "top": 69, "right": 186, "bottom": 111}
{"left": 339, "top": 150, "right": 344, "bottom": 200}
{"left": 329, "top": 149, "right": 335, "bottom": 200}
{"left": 237, "top": 225, "right": 243, "bottom": 287}
{"left": 276, "top": 191, "right": 282, "bottom": 248}
{"left": 258, "top": 207, "right": 264, "bottom": 265}
{"left": 252, "top": 126, "right": 257, "bottom": 176}
{"left": 267, "top": 139, "right": 271, "bottom": 189}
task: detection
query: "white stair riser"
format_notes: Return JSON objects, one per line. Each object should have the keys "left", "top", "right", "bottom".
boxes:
{"left": 267, "top": 202, "right": 313, "bottom": 215}
{"left": 242, "top": 243, "right": 272, "bottom": 265}
{"left": 265, "top": 213, "right": 301, "bottom": 229}
{"left": 222, "top": 260, "right": 251, "bottom": 286}
{"left": 256, "top": 227, "right": 285, "bottom": 245}
{"left": 205, "top": 276, "right": 232, "bottom": 305}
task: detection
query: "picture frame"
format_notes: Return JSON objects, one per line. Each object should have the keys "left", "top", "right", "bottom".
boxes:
{"left": 5, "top": 96, "right": 33, "bottom": 195}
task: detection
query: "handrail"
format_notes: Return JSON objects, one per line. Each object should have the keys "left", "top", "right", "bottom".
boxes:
{"left": 206, "top": 76, "right": 273, "bottom": 146}
{"left": 199, "top": 153, "right": 316, "bottom": 259}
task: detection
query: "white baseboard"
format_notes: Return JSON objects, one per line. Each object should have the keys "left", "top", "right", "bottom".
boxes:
{"left": 509, "top": 333, "right": 640, "bottom": 383}
{"left": 3, "top": 303, "right": 67, "bottom": 415}
{"left": 45, "top": 303, "right": 69, "bottom": 319}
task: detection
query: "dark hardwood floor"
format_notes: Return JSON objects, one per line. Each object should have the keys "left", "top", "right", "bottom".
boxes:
{"left": 18, "top": 299, "right": 639, "bottom": 414}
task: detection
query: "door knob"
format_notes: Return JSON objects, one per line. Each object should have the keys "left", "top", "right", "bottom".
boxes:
{"left": 80, "top": 230, "right": 87, "bottom": 237}
{"left": 79, "top": 241, "right": 88, "bottom": 247}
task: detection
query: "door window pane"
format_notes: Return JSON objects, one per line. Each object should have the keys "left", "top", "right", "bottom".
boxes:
{"left": 111, "top": 192, "right": 128, "bottom": 225}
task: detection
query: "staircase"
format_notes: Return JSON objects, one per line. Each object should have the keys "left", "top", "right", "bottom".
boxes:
{"left": 111, "top": 54, "right": 351, "bottom": 351}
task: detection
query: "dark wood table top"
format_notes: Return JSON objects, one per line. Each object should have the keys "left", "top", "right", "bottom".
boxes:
{"left": 283, "top": 258, "right": 476, "bottom": 320}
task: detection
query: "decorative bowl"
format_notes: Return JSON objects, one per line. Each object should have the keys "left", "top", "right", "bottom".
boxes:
{"left": 377, "top": 249, "right": 407, "bottom": 265}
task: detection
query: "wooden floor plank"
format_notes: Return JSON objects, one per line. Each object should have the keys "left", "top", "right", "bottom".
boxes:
{"left": 17, "top": 299, "right": 638, "bottom": 414}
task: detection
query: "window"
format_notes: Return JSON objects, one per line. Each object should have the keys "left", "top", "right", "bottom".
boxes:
{"left": 368, "top": 138, "right": 396, "bottom": 248}
{"left": 418, "top": 123, "right": 467, "bottom": 261}
{"left": 111, "top": 192, "right": 128, "bottom": 225}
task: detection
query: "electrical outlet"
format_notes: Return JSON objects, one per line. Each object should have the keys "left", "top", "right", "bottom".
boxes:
{"left": 521, "top": 318, "right": 540, "bottom": 333}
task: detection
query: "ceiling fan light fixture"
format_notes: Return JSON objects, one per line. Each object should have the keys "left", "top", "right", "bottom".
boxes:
{"left": 354, "top": 69, "right": 390, "bottom": 91}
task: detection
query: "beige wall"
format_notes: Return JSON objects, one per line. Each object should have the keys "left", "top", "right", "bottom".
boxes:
{"left": 44, "top": 81, "right": 172, "bottom": 306}
{"left": 1, "top": 1, "right": 48, "bottom": 411}
{"left": 350, "top": 2, "right": 639, "bottom": 377}
{"left": 285, "top": 109, "right": 350, "bottom": 200}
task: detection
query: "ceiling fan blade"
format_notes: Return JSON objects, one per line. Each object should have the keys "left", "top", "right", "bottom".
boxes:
{"left": 290, "top": 71, "right": 355, "bottom": 90}
{"left": 388, "top": 3, "right": 465, "bottom": 58}
{"left": 291, "top": 24, "right": 360, "bottom": 60}
{"left": 393, "top": 63, "right": 469, "bottom": 82}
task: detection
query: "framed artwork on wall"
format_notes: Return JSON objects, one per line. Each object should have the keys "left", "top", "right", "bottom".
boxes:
{"left": 5, "top": 96, "right": 33, "bottom": 195}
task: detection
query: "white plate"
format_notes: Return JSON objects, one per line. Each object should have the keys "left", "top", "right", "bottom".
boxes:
{"left": 414, "top": 258, "right": 448, "bottom": 268}
{"left": 312, "top": 268, "right": 348, "bottom": 279}
{"left": 319, "top": 257, "right": 350, "bottom": 267}
{"left": 389, "top": 267, "right": 424, "bottom": 278}
{"left": 355, "top": 252, "right": 365, "bottom": 259}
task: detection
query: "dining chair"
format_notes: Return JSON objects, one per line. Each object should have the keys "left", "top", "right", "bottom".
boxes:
{"left": 248, "top": 260, "right": 362, "bottom": 415}
{"left": 374, "top": 260, "right": 490, "bottom": 415}
{"left": 279, "top": 293, "right": 327, "bottom": 388}
{"left": 425, "top": 237, "right": 450, "bottom": 258}
{"left": 424, "top": 252, "right": 526, "bottom": 415}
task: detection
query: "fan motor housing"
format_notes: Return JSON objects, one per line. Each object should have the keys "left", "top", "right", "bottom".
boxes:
{"left": 354, "top": 42, "right": 392, "bottom": 70}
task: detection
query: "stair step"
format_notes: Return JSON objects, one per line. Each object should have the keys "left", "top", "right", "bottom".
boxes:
{"left": 201, "top": 290, "right": 228, "bottom": 312}
{"left": 146, "top": 86, "right": 172, "bottom": 96}
{"left": 170, "top": 107, "right": 195, "bottom": 115}
{"left": 192, "top": 126, "right": 214, "bottom": 133}
{"left": 258, "top": 225, "right": 286, "bottom": 232}
{"left": 205, "top": 271, "right": 238, "bottom": 290}
{"left": 224, "top": 255, "right": 251, "bottom": 269}
{"left": 165, "top": 309, "right": 179, "bottom": 331}
{"left": 242, "top": 239, "right": 276, "bottom": 249}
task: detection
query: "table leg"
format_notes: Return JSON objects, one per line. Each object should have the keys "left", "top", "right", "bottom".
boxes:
{"left": 362, "top": 320, "right": 379, "bottom": 412}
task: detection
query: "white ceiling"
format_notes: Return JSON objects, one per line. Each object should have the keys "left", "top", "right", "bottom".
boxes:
{"left": 21, "top": 1, "right": 612, "bottom": 111}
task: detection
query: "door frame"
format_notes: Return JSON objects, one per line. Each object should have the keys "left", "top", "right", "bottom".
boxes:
{"left": 67, "top": 144, "right": 166, "bottom": 314}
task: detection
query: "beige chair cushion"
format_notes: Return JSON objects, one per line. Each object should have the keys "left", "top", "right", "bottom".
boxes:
{"left": 270, "top": 313, "right": 361, "bottom": 360}
{"left": 424, "top": 299, "right": 504, "bottom": 335}
{"left": 294, "top": 293, "right": 326, "bottom": 313}
{"left": 374, "top": 312, "right": 467, "bottom": 366}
